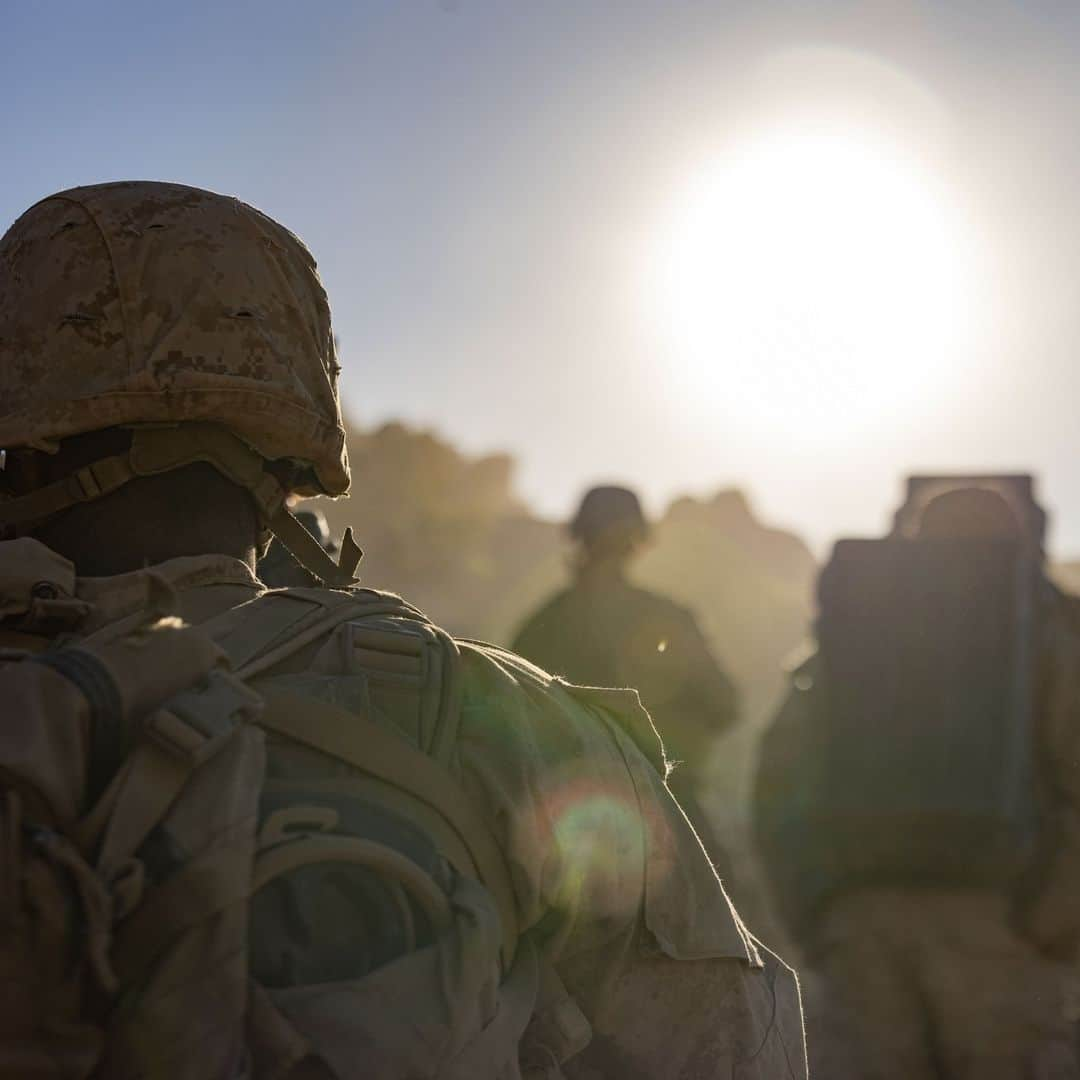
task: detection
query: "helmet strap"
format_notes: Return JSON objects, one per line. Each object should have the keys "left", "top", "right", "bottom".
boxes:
{"left": 0, "top": 424, "right": 361, "bottom": 588}
{"left": 267, "top": 507, "right": 362, "bottom": 590}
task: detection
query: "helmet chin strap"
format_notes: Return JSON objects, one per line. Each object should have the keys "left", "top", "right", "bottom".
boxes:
{"left": 266, "top": 504, "right": 362, "bottom": 590}
{"left": 0, "top": 424, "right": 362, "bottom": 589}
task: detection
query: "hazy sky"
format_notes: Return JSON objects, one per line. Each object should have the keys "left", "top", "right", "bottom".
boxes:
{"left": 5, "top": 1, "right": 1080, "bottom": 553}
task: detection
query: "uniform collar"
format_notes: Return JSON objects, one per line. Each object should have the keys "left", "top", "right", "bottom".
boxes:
{"left": 75, "top": 554, "right": 261, "bottom": 634}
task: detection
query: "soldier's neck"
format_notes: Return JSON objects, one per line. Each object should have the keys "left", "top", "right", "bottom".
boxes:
{"left": 34, "top": 520, "right": 258, "bottom": 578}
{"left": 30, "top": 466, "right": 261, "bottom": 577}
{"left": 576, "top": 555, "right": 631, "bottom": 586}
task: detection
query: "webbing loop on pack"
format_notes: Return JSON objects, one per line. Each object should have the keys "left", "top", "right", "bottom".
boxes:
{"left": 78, "top": 670, "right": 261, "bottom": 873}
{"left": 255, "top": 689, "right": 520, "bottom": 969}
{"left": 253, "top": 834, "right": 453, "bottom": 937}
{"left": 142, "top": 707, "right": 234, "bottom": 769}
{"left": 145, "top": 669, "right": 260, "bottom": 762}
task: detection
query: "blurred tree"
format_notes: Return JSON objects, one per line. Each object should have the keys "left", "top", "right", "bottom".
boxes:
{"left": 313, "top": 416, "right": 815, "bottom": 735}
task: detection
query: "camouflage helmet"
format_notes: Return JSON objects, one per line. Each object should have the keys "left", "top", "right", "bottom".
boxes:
{"left": 0, "top": 181, "right": 359, "bottom": 584}
{"left": 0, "top": 180, "right": 348, "bottom": 494}
{"left": 569, "top": 485, "right": 649, "bottom": 547}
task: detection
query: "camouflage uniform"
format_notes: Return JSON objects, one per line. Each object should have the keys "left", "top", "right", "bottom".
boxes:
{"left": 0, "top": 538, "right": 237, "bottom": 1077}
{"left": 513, "top": 570, "right": 738, "bottom": 786}
{"left": 757, "top": 559, "right": 1080, "bottom": 1079}
{"left": 811, "top": 888, "right": 1080, "bottom": 1080}
{"left": 0, "top": 183, "right": 806, "bottom": 1078}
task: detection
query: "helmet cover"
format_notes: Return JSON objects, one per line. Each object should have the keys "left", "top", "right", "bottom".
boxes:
{"left": 0, "top": 180, "right": 349, "bottom": 496}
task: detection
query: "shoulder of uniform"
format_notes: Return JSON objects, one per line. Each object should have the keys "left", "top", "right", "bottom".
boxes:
{"left": 1045, "top": 581, "right": 1080, "bottom": 624}
{"left": 623, "top": 582, "right": 699, "bottom": 623}
{"left": 558, "top": 679, "right": 667, "bottom": 775}
{"left": 454, "top": 638, "right": 668, "bottom": 776}
{"left": 663, "top": 596, "right": 708, "bottom": 632}
{"left": 1038, "top": 591, "right": 1080, "bottom": 676}
{"left": 265, "top": 581, "right": 416, "bottom": 607}
{"left": 455, "top": 637, "right": 607, "bottom": 715}
{"left": 249, "top": 582, "right": 432, "bottom": 627}
{"left": 782, "top": 641, "right": 820, "bottom": 686}
{"left": 456, "top": 637, "right": 558, "bottom": 689}
{"left": 205, "top": 582, "right": 433, "bottom": 676}
{"left": 514, "top": 589, "right": 574, "bottom": 631}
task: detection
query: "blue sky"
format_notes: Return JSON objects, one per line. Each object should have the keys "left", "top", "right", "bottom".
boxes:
{"left": 5, "top": 1, "right": 1080, "bottom": 553}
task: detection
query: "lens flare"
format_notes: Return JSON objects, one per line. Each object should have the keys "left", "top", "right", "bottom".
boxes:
{"left": 538, "top": 778, "right": 647, "bottom": 915}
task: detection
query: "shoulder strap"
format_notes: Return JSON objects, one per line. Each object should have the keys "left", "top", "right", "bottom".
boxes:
{"left": 74, "top": 671, "right": 262, "bottom": 869}
{"left": 204, "top": 588, "right": 521, "bottom": 964}
{"left": 255, "top": 689, "right": 519, "bottom": 968}
{"left": 202, "top": 586, "right": 426, "bottom": 680}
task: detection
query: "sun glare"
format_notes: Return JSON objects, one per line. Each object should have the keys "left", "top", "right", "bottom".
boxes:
{"left": 651, "top": 126, "right": 975, "bottom": 445}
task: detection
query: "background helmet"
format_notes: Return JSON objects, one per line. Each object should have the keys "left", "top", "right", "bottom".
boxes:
{"left": 569, "top": 485, "right": 650, "bottom": 548}
{"left": 915, "top": 487, "right": 1023, "bottom": 542}
{"left": 894, "top": 474, "right": 1046, "bottom": 553}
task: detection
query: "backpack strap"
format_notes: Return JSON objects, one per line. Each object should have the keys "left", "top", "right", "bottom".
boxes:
{"left": 253, "top": 833, "right": 454, "bottom": 945}
{"left": 200, "top": 586, "right": 427, "bottom": 681}
{"left": 75, "top": 670, "right": 262, "bottom": 871}
{"left": 109, "top": 844, "right": 250, "bottom": 987}
{"left": 68, "top": 587, "right": 421, "bottom": 863}
{"left": 204, "top": 588, "right": 522, "bottom": 965}
{"left": 255, "top": 689, "right": 520, "bottom": 968}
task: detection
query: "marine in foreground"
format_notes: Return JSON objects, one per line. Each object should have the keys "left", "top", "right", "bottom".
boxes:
{"left": 0, "top": 181, "right": 806, "bottom": 1078}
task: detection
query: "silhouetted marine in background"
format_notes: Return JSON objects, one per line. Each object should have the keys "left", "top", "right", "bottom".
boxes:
{"left": 754, "top": 475, "right": 1080, "bottom": 1080}
{"left": 513, "top": 485, "right": 740, "bottom": 868}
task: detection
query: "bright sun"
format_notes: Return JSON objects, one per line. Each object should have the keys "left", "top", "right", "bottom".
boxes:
{"left": 652, "top": 126, "right": 975, "bottom": 445}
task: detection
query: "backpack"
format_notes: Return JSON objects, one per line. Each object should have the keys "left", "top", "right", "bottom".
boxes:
{"left": 4, "top": 577, "right": 592, "bottom": 1079}
{"left": 755, "top": 535, "right": 1043, "bottom": 937}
